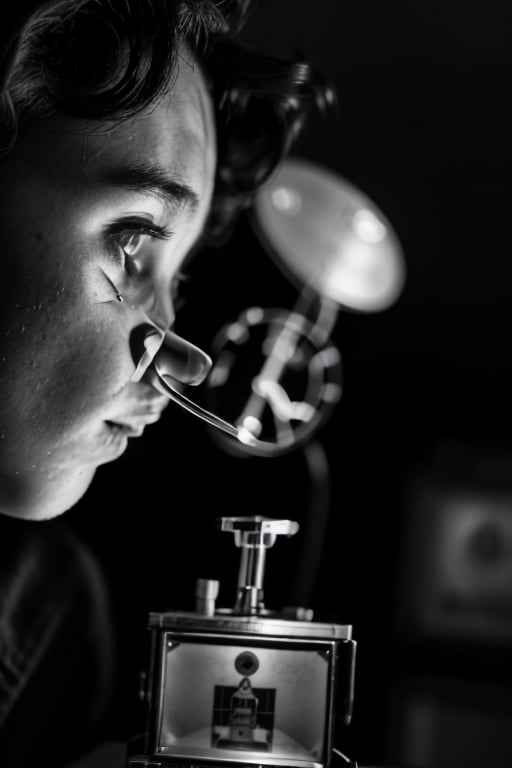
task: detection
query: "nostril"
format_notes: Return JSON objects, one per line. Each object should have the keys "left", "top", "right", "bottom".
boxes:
{"left": 130, "top": 324, "right": 154, "bottom": 365}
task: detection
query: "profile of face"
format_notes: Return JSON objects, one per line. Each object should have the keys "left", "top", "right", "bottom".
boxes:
{"left": 0, "top": 47, "right": 216, "bottom": 520}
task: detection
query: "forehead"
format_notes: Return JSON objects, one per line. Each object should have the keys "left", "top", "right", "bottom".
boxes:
{"left": 4, "top": 50, "right": 217, "bottom": 212}
{"left": 85, "top": 53, "right": 216, "bottom": 188}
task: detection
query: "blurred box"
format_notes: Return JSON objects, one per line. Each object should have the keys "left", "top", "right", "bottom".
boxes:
{"left": 397, "top": 467, "right": 512, "bottom": 642}
{"left": 387, "top": 675, "right": 512, "bottom": 768}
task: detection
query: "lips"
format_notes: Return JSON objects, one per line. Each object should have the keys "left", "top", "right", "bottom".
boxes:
{"left": 98, "top": 413, "right": 158, "bottom": 460}
{"left": 105, "top": 402, "right": 167, "bottom": 438}
{"left": 105, "top": 420, "right": 146, "bottom": 438}
{"left": 103, "top": 386, "right": 170, "bottom": 442}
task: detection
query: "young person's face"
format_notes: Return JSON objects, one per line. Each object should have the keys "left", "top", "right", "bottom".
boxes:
{"left": 0, "top": 50, "right": 216, "bottom": 520}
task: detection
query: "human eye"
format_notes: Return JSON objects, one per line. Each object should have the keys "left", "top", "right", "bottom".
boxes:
{"left": 101, "top": 217, "right": 174, "bottom": 306}
{"left": 105, "top": 217, "right": 173, "bottom": 276}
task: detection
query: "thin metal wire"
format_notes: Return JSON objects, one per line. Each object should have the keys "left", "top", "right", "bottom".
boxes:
{"left": 332, "top": 747, "right": 359, "bottom": 767}
{"left": 147, "top": 362, "right": 245, "bottom": 441}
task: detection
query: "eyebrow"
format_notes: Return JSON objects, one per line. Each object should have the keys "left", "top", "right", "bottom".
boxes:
{"left": 98, "top": 161, "right": 201, "bottom": 214}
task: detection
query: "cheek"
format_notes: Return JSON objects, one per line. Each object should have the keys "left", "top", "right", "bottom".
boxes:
{"left": 41, "top": 313, "right": 123, "bottom": 410}
{"left": 0, "top": 267, "right": 132, "bottom": 445}
{"left": 42, "top": 304, "right": 129, "bottom": 421}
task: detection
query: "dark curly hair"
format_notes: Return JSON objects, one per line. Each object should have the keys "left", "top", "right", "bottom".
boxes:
{"left": 0, "top": 0, "right": 333, "bottom": 240}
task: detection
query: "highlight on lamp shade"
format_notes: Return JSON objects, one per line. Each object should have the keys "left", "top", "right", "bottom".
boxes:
{"left": 252, "top": 157, "right": 406, "bottom": 312}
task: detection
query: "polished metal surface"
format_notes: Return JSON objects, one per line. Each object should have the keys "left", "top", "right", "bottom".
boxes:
{"left": 147, "top": 610, "right": 352, "bottom": 640}
{"left": 219, "top": 516, "right": 300, "bottom": 614}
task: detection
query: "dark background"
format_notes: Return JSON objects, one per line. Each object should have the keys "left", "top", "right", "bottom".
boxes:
{"left": 69, "top": 2, "right": 512, "bottom": 766}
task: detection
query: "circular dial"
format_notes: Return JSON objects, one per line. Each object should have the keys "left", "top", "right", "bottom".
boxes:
{"left": 205, "top": 306, "right": 343, "bottom": 457}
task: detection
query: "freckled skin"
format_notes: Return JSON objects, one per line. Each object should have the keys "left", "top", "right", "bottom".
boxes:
{"left": 0, "top": 50, "right": 216, "bottom": 520}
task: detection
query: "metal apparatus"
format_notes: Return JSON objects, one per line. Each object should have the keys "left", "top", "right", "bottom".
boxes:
{"left": 129, "top": 517, "right": 357, "bottom": 768}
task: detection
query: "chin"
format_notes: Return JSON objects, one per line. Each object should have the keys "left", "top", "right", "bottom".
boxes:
{"left": 0, "top": 466, "right": 97, "bottom": 521}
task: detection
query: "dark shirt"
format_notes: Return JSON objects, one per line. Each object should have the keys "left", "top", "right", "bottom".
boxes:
{"left": 0, "top": 516, "right": 116, "bottom": 767}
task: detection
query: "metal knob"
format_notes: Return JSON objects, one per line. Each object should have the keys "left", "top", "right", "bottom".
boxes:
{"left": 217, "top": 516, "right": 299, "bottom": 615}
{"left": 195, "top": 578, "right": 219, "bottom": 617}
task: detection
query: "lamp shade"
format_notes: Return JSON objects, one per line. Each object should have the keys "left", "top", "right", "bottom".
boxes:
{"left": 252, "top": 157, "right": 406, "bottom": 312}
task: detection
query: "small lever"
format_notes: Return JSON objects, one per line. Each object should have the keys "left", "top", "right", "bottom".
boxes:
{"left": 217, "top": 516, "right": 299, "bottom": 615}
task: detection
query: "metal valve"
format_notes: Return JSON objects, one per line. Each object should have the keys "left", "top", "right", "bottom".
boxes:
{"left": 217, "top": 516, "right": 299, "bottom": 615}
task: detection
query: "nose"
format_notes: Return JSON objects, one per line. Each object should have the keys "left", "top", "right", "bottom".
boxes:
{"left": 130, "top": 320, "right": 211, "bottom": 386}
{"left": 153, "top": 328, "right": 212, "bottom": 386}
